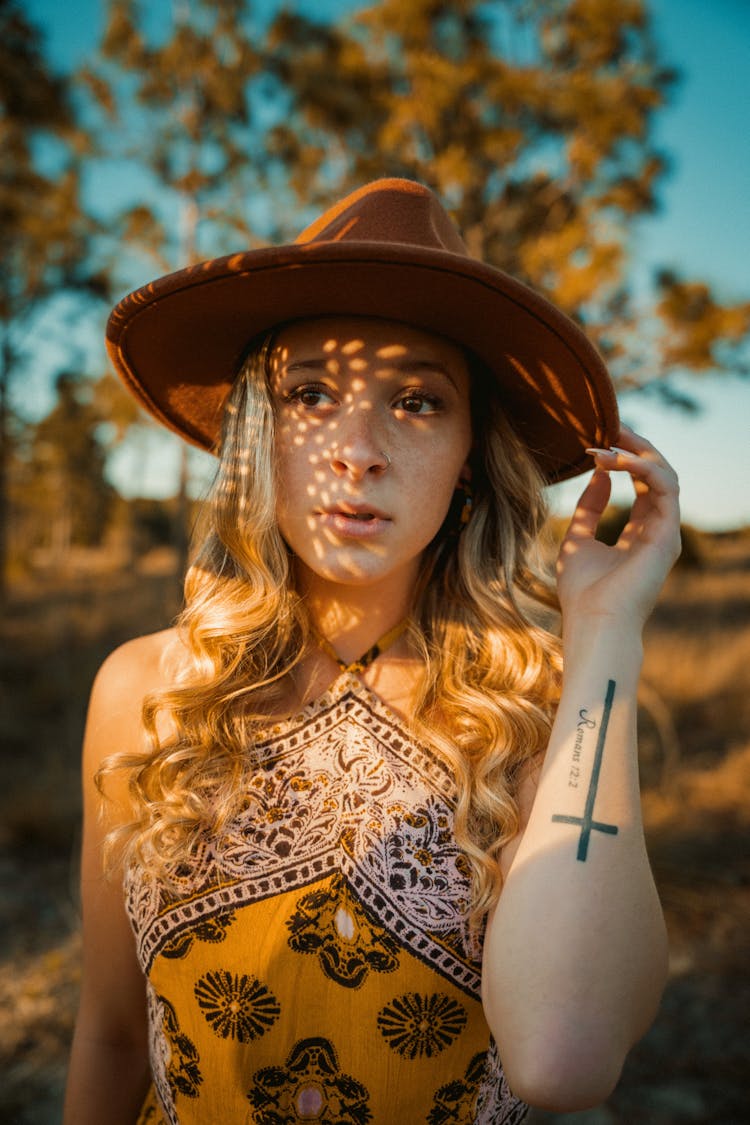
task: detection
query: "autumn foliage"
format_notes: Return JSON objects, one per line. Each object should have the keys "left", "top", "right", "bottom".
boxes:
{"left": 2, "top": 0, "right": 749, "bottom": 586}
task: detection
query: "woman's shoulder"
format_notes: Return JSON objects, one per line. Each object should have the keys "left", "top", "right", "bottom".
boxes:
{"left": 85, "top": 628, "right": 187, "bottom": 758}
{"left": 94, "top": 627, "right": 185, "bottom": 696}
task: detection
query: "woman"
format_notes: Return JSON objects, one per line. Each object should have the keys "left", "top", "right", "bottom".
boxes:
{"left": 64, "top": 179, "right": 680, "bottom": 1124}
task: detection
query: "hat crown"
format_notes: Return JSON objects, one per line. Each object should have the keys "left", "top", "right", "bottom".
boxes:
{"left": 295, "top": 178, "right": 468, "bottom": 256}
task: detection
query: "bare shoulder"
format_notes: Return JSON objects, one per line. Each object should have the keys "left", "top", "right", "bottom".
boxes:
{"left": 84, "top": 627, "right": 188, "bottom": 775}
{"left": 93, "top": 627, "right": 185, "bottom": 698}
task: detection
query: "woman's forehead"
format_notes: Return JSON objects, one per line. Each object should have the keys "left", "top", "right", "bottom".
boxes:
{"left": 269, "top": 316, "right": 470, "bottom": 385}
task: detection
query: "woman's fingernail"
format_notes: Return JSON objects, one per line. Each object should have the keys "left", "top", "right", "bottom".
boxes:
{"left": 609, "top": 446, "right": 636, "bottom": 457}
{"left": 585, "top": 447, "right": 616, "bottom": 457}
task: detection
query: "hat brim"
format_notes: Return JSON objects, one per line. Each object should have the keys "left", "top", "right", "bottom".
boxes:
{"left": 106, "top": 241, "right": 619, "bottom": 482}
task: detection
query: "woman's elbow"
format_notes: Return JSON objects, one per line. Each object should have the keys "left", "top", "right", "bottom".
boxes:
{"left": 487, "top": 956, "right": 668, "bottom": 1109}
{"left": 502, "top": 1040, "right": 625, "bottom": 1112}
{"left": 508, "top": 1048, "right": 625, "bottom": 1111}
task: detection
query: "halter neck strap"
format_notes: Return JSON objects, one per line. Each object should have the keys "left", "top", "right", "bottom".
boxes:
{"left": 313, "top": 618, "right": 409, "bottom": 675}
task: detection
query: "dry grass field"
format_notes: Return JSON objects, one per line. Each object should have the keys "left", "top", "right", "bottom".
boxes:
{"left": 1, "top": 531, "right": 748, "bottom": 1124}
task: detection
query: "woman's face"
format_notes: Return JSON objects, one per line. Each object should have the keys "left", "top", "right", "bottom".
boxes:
{"left": 268, "top": 316, "right": 473, "bottom": 592}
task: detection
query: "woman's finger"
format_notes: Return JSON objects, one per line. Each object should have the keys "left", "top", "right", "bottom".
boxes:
{"left": 565, "top": 468, "right": 612, "bottom": 540}
{"left": 614, "top": 426, "right": 680, "bottom": 479}
{"left": 615, "top": 424, "right": 654, "bottom": 450}
{"left": 584, "top": 443, "right": 681, "bottom": 558}
{"left": 585, "top": 446, "right": 679, "bottom": 504}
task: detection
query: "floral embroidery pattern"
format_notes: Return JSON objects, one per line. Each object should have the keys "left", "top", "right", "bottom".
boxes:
{"left": 127, "top": 682, "right": 529, "bottom": 1123}
{"left": 428, "top": 1050, "right": 488, "bottom": 1124}
{"left": 125, "top": 681, "right": 478, "bottom": 997}
{"left": 377, "top": 992, "right": 467, "bottom": 1059}
{"left": 287, "top": 873, "right": 400, "bottom": 988}
{"left": 194, "top": 970, "right": 280, "bottom": 1041}
{"left": 134, "top": 1087, "right": 166, "bottom": 1125}
{"left": 379, "top": 799, "right": 471, "bottom": 925}
{"left": 247, "top": 1036, "right": 371, "bottom": 1123}
{"left": 149, "top": 990, "right": 202, "bottom": 1115}
{"left": 161, "top": 911, "right": 236, "bottom": 960}
{"left": 473, "top": 1039, "right": 531, "bottom": 1125}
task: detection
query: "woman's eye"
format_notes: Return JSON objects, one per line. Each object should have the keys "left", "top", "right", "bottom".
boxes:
{"left": 286, "top": 384, "right": 335, "bottom": 408}
{"left": 395, "top": 392, "right": 440, "bottom": 415}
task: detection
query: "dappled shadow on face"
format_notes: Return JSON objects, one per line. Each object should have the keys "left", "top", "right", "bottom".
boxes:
{"left": 265, "top": 317, "right": 473, "bottom": 591}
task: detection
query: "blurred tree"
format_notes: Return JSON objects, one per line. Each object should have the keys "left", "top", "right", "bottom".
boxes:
{"left": 77, "top": 0, "right": 281, "bottom": 568}
{"left": 654, "top": 270, "right": 750, "bottom": 376}
{"left": 263, "top": 0, "right": 749, "bottom": 390}
{"left": 89, "top": 370, "right": 167, "bottom": 561}
{"left": 0, "top": 0, "right": 105, "bottom": 597}
{"left": 14, "top": 374, "right": 115, "bottom": 565}
{"left": 76, "top": 0, "right": 749, "bottom": 505}
{"left": 77, "top": 0, "right": 275, "bottom": 265}
{"left": 90, "top": 371, "right": 144, "bottom": 447}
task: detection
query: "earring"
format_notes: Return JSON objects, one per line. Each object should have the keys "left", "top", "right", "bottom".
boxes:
{"left": 458, "top": 479, "right": 473, "bottom": 528}
{"left": 445, "top": 479, "right": 472, "bottom": 537}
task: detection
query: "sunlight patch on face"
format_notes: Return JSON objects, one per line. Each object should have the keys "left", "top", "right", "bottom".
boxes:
{"left": 269, "top": 316, "right": 473, "bottom": 591}
{"left": 313, "top": 537, "right": 390, "bottom": 579}
{"left": 269, "top": 345, "right": 288, "bottom": 373}
{"left": 376, "top": 343, "right": 408, "bottom": 359}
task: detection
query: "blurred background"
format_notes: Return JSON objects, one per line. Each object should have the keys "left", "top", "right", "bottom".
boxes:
{"left": 1, "top": 1, "right": 748, "bottom": 1121}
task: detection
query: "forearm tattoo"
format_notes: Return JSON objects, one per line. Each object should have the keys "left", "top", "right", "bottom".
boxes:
{"left": 552, "top": 679, "right": 619, "bottom": 862}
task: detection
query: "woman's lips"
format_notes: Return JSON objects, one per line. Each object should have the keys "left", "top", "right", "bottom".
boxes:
{"left": 317, "top": 508, "right": 391, "bottom": 538}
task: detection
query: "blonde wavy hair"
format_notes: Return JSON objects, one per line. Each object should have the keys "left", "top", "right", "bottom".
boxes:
{"left": 100, "top": 327, "right": 563, "bottom": 924}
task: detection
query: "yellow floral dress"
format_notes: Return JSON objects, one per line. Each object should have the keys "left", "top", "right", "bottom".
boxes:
{"left": 128, "top": 673, "right": 528, "bottom": 1124}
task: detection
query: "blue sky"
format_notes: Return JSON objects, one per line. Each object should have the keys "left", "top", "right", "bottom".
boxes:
{"left": 21, "top": 0, "right": 750, "bottom": 529}
{"left": 552, "top": 0, "right": 750, "bottom": 528}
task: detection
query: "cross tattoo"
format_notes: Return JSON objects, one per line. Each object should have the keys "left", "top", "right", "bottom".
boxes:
{"left": 552, "top": 679, "right": 619, "bottom": 862}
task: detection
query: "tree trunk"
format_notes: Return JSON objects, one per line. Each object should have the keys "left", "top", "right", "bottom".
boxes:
{"left": 0, "top": 332, "right": 12, "bottom": 604}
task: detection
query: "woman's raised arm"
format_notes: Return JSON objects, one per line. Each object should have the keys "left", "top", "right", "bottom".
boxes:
{"left": 482, "top": 427, "right": 681, "bottom": 1110}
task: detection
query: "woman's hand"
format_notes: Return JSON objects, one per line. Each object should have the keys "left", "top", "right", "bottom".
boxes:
{"left": 556, "top": 426, "right": 681, "bottom": 631}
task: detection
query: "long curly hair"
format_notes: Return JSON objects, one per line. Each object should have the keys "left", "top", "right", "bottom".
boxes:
{"left": 99, "top": 327, "right": 562, "bottom": 924}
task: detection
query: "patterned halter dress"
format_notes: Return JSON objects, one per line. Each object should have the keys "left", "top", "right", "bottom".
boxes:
{"left": 127, "top": 672, "right": 529, "bottom": 1124}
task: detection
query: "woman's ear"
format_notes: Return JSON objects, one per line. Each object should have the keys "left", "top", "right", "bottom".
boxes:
{"left": 458, "top": 459, "right": 473, "bottom": 486}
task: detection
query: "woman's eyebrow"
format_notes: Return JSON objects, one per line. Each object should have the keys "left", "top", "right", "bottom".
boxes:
{"left": 283, "top": 356, "right": 460, "bottom": 390}
{"left": 389, "top": 359, "right": 460, "bottom": 391}
{"left": 284, "top": 358, "right": 331, "bottom": 373}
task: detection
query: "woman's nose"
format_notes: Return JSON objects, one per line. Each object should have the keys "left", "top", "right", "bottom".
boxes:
{"left": 327, "top": 409, "right": 390, "bottom": 479}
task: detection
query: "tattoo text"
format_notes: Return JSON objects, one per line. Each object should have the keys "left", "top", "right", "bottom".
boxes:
{"left": 569, "top": 707, "right": 596, "bottom": 788}
{"left": 552, "top": 679, "right": 619, "bottom": 862}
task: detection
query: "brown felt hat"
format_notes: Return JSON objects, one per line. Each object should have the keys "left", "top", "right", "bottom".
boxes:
{"left": 106, "top": 177, "right": 618, "bottom": 482}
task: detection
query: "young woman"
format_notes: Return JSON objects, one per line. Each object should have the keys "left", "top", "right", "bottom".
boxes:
{"left": 64, "top": 179, "right": 680, "bottom": 1124}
